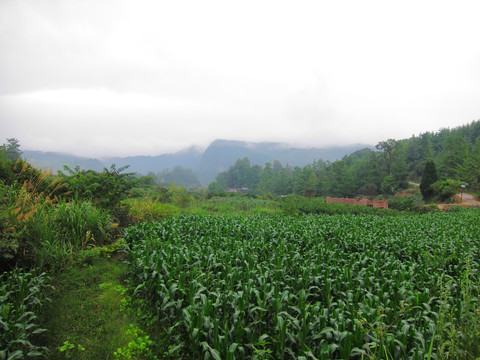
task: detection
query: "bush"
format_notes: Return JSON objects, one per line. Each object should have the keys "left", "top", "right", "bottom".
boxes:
{"left": 280, "top": 195, "right": 398, "bottom": 216}
{"left": 125, "top": 199, "right": 180, "bottom": 223}
{"left": 200, "top": 196, "right": 281, "bottom": 215}
{"left": 52, "top": 200, "right": 113, "bottom": 249}
{"left": 59, "top": 164, "right": 134, "bottom": 217}
{"left": 27, "top": 200, "right": 113, "bottom": 271}
{"left": 431, "top": 179, "right": 463, "bottom": 202}
{"left": 388, "top": 197, "right": 417, "bottom": 211}
{"left": 0, "top": 166, "right": 62, "bottom": 270}
{"left": 0, "top": 159, "right": 116, "bottom": 271}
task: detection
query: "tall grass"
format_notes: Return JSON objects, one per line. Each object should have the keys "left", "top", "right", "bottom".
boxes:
{"left": 200, "top": 196, "right": 281, "bottom": 215}
{"left": 17, "top": 199, "right": 113, "bottom": 271}
{"left": 124, "top": 199, "right": 180, "bottom": 223}
{"left": 280, "top": 195, "right": 400, "bottom": 216}
{"left": 52, "top": 200, "right": 113, "bottom": 249}
{"left": 0, "top": 163, "right": 63, "bottom": 270}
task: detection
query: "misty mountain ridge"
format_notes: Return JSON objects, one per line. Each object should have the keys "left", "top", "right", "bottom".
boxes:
{"left": 23, "top": 139, "right": 370, "bottom": 185}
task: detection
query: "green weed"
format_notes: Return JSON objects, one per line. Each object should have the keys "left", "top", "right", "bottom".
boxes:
{"left": 56, "top": 340, "right": 85, "bottom": 358}
{"left": 114, "top": 324, "right": 155, "bottom": 360}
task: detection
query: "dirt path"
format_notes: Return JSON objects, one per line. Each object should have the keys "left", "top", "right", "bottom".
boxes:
{"left": 456, "top": 193, "right": 480, "bottom": 205}
{"left": 438, "top": 193, "right": 480, "bottom": 211}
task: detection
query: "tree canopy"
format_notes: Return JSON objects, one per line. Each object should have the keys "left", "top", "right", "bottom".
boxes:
{"left": 210, "top": 120, "right": 480, "bottom": 198}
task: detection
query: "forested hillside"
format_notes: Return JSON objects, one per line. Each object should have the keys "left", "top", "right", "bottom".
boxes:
{"left": 210, "top": 120, "right": 480, "bottom": 198}
{"left": 23, "top": 140, "right": 367, "bottom": 186}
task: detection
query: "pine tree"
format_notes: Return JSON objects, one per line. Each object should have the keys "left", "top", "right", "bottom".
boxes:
{"left": 0, "top": 138, "right": 22, "bottom": 162}
{"left": 420, "top": 160, "right": 439, "bottom": 201}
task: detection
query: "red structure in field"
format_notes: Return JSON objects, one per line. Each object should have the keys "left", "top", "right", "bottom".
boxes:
{"left": 326, "top": 197, "right": 389, "bottom": 209}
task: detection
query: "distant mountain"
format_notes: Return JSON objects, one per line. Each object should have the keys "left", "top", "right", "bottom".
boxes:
{"left": 23, "top": 140, "right": 370, "bottom": 185}
{"left": 196, "top": 140, "right": 369, "bottom": 185}
{"left": 102, "top": 146, "right": 203, "bottom": 176}
{"left": 22, "top": 151, "right": 104, "bottom": 173}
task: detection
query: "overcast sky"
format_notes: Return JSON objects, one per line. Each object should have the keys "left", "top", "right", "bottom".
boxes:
{"left": 1, "top": 0, "right": 480, "bottom": 157}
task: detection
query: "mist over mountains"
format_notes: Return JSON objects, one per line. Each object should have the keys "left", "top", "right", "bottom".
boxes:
{"left": 23, "top": 140, "right": 369, "bottom": 186}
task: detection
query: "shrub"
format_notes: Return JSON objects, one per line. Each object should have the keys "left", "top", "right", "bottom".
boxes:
{"left": 59, "top": 164, "right": 134, "bottom": 216}
{"left": 28, "top": 200, "right": 113, "bottom": 271}
{"left": 0, "top": 164, "right": 63, "bottom": 270}
{"left": 280, "top": 195, "right": 398, "bottom": 216}
{"left": 431, "top": 179, "right": 463, "bottom": 202}
{"left": 388, "top": 197, "right": 417, "bottom": 211}
{"left": 52, "top": 200, "right": 113, "bottom": 249}
{"left": 200, "top": 196, "right": 281, "bottom": 215}
{"left": 125, "top": 199, "right": 180, "bottom": 223}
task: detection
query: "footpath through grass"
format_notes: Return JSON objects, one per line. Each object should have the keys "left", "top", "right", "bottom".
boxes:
{"left": 41, "top": 253, "right": 138, "bottom": 360}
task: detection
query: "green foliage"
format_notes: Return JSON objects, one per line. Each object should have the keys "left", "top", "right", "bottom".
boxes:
{"left": 52, "top": 200, "right": 113, "bottom": 249}
{"left": 431, "top": 179, "right": 463, "bottom": 202}
{"left": 125, "top": 211, "right": 480, "bottom": 358}
{"left": 199, "top": 196, "right": 281, "bottom": 215}
{"left": 207, "top": 181, "right": 225, "bottom": 195}
{"left": 0, "top": 143, "right": 118, "bottom": 270}
{"left": 455, "top": 137, "right": 480, "bottom": 191}
{"left": 0, "top": 268, "right": 53, "bottom": 359}
{"left": 0, "top": 167, "right": 114, "bottom": 271}
{"left": 207, "top": 121, "right": 480, "bottom": 198}
{"left": 433, "top": 254, "right": 480, "bottom": 360}
{"left": 114, "top": 324, "right": 155, "bottom": 360}
{"left": 129, "top": 184, "right": 171, "bottom": 202}
{"left": 439, "top": 132, "right": 469, "bottom": 178}
{"left": 98, "top": 238, "right": 127, "bottom": 254}
{"left": 0, "top": 138, "right": 22, "bottom": 162}
{"left": 0, "top": 182, "right": 21, "bottom": 263}
{"left": 41, "top": 255, "right": 138, "bottom": 360}
{"left": 167, "top": 184, "right": 192, "bottom": 208}
{"left": 156, "top": 166, "right": 201, "bottom": 189}
{"left": 0, "top": 163, "right": 65, "bottom": 270}
{"left": 252, "top": 336, "right": 274, "bottom": 360}
{"left": 388, "top": 197, "right": 417, "bottom": 212}
{"left": 125, "top": 199, "right": 180, "bottom": 223}
{"left": 420, "top": 160, "right": 439, "bottom": 201}
{"left": 25, "top": 200, "right": 113, "bottom": 271}
{"left": 280, "top": 195, "right": 397, "bottom": 216}
{"left": 56, "top": 341, "right": 85, "bottom": 358}
{"left": 380, "top": 174, "right": 396, "bottom": 195}
{"left": 59, "top": 164, "right": 134, "bottom": 215}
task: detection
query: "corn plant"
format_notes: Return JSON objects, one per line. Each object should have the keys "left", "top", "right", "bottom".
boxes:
{"left": 125, "top": 210, "right": 480, "bottom": 359}
{"left": 0, "top": 268, "right": 53, "bottom": 359}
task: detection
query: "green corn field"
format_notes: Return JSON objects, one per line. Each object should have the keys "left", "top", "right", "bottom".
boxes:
{"left": 0, "top": 268, "right": 53, "bottom": 359}
{"left": 125, "top": 209, "right": 480, "bottom": 359}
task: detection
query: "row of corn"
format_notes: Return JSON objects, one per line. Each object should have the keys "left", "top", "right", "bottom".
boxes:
{"left": 125, "top": 210, "right": 480, "bottom": 359}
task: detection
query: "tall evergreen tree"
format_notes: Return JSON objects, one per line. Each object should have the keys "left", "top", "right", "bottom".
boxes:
{"left": 0, "top": 138, "right": 22, "bottom": 162}
{"left": 420, "top": 160, "right": 439, "bottom": 201}
{"left": 439, "top": 132, "right": 468, "bottom": 178}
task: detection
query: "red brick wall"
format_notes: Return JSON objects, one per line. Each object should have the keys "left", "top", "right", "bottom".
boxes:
{"left": 326, "top": 197, "right": 388, "bottom": 209}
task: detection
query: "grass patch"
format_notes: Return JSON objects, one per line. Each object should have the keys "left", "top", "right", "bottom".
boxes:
{"left": 41, "top": 254, "right": 138, "bottom": 360}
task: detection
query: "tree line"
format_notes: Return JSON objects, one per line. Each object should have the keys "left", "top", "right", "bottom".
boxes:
{"left": 208, "top": 120, "right": 480, "bottom": 199}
